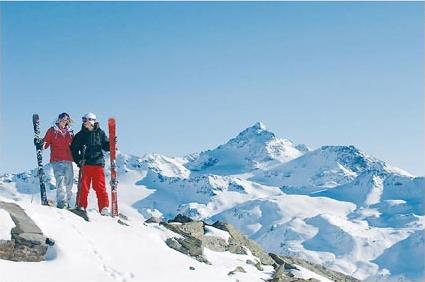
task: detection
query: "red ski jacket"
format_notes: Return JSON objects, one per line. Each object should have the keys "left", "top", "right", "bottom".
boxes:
{"left": 43, "top": 125, "right": 74, "bottom": 163}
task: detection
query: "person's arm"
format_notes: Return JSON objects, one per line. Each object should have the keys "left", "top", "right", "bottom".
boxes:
{"left": 70, "top": 133, "right": 82, "bottom": 164}
{"left": 34, "top": 128, "right": 51, "bottom": 150}
{"left": 101, "top": 130, "right": 110, "bottom": 152}
{"left": 43, "top": 128, "right": 53, "bottom": 149}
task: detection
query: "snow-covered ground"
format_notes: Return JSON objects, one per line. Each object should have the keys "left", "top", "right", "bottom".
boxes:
{"left": 0, "top": 190, "right": 279, "bottom": 282}
{"left": 0, "top": 208, "right": 14, "bottom": 240}
{"left": 1, "top": 122, "right": 424, "bottom": 282}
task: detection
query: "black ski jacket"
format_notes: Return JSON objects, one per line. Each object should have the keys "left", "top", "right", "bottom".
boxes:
{"left": 70, "top": 123, "right": 109, "bottom": 167}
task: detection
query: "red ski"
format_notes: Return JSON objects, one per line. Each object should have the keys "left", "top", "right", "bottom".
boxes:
{"left": 108, "top": 118, "right": 118, "bottom": 217}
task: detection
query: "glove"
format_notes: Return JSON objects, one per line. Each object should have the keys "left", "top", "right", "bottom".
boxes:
{"left": 34, "top": 138, "right": 44, "bottom": 150}
{"left": 74, "top": 157, "right": 82, "bottom": 168}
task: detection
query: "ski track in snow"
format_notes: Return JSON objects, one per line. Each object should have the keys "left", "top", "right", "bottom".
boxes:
{"left": 56, "top": 209, "right": 135, "bottom": 282}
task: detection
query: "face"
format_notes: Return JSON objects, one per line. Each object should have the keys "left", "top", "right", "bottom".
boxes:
{"left": 58, "top": 117, "right": 69, "bottom": 128}
{"left": 82, "top": 117, "right": 95, "bottom": 130}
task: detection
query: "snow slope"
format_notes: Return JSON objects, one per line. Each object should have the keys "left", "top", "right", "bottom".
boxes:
{"left": 0, "top": 195, "right": 275, "bottom": 282}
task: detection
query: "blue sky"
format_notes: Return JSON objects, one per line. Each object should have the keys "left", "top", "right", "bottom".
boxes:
{"left": 1, "top": 2, "right": 424, "bottom": 175}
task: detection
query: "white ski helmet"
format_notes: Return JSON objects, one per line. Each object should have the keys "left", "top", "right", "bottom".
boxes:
{"left": 82, "top": 113, "right": 97, "bottom": 125}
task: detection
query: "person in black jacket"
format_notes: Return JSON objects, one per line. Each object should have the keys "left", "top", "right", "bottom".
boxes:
{"left": 70, "top": 113, "right": 110, "bottom": 215}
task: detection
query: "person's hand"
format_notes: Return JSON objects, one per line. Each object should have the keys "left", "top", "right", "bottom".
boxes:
{"left": 34, "top": 138, "right": 43, "bottom": 150}
{"left": 77, "top": 158, "right": 84, "bottom": 168}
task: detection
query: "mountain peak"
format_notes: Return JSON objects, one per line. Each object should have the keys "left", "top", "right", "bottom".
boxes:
{"left": 253, "top": 121, "right": 267, "bottom": 131}
{"left": 230, "top": 122, "right": 275, "bottom": 146}
{"left": 186, "top": 123, "right": 307, "bottom": 174}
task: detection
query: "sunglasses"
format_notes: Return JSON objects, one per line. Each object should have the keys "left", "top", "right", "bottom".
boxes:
{"left": 59, "top": 117, "right": 72, "bottom": 123}
{"left": 82, "top": 117, "right": 95, "bottom": 122}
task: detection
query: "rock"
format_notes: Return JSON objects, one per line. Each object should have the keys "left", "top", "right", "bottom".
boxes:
{"left": 0, "top": 201, "right": 51, "bottom": 262}
{"left": 168, "top": 214, "right": 193, "bottom": 223}
{"left": 165, "top": 237, "right": 209, "bottom": 264}
{"left": 161, "top": 217, "right": 359, "bottom": 281}
{"left": 179, "top": 236, "right": 203, "bottom": 257}
{"left": 162, "top": 219, "right": 276, "bottom": 267}
{"left": 269, "top": 253, "right": 361, "bottom": 282}
{"left": 202, "top": 235, "right": 227, "bottom": 252}
{"left": 161, "top": 221, "right": 205, "bottom": 239}
{"left": 255, "top": 261, "right": 264, "bottom": 271}
{"left": 162, "top": 220, "right": 228, "bottom": 252}
{"left": 246, "top": 259, "right": 264, "bottom": 271}
{"left": 161, "top": 222, "right": 182, "bottom": 233}
{"left": 13, "top": 233, "right": 47, "bottom": 247}
{"left": 162, "top": 220, "right": 227, "bottom": 264}
{"left": 234, "top": 266, "right": 246, "bottom": 273}
{"left": 269, "top": 253, "right": 298, "bottom": 270}
{"left": 228, "top": 266, "right": 246, "bottom": 276}
{"left": 189, "top": 266, "right": 195, "bottom": 270}
{"left": 270, "top": 252, "right": 286, "bottom": 265}
{"left": 165, "top": 237, "right": 181, "bottom": 252}
{"left": 213, "top": 221, "right": 274, "bottom": 265}
{"left": 227, "top": 242, "right": 247, "bottom": 255}
{"left": 273, "top": 264, "right": 286, "bottom": 279}
{"left": 0, "top": 240, "right": 15, "bottom": 260}
{"left": 268, "top": 269, "right": 305, "bottom": 282}
{"left": 145, "top": 216, "right": 162, "bottom": 224}
{"left": 177, "top": 222, "right": 204, "bottom": 238}
{"left": 276, "top": 279, "right": 303, "bottom": 282}
{"left": 117, "top": 219, "right": 129, "bottom": 226}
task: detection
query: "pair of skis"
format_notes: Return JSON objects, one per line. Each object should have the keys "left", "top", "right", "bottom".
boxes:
{"left": 32, "top": 114, "right": 119, "bottom": 217}
{"left": 108, "top": 118, "right": 118, "bottom": 217}
{"left": 32, "top": 114, "right": 48, "bottom": 206}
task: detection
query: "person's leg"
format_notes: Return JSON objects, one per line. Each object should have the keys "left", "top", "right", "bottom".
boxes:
{"left": 63, "top": 161, "right": 74, "bottom": 206}
{"left": 77, "top": 165, "right": 92, "bottom": 210}
{"left": 52, "top": 162, "right": 66, "bottom": 208}
{"left": 91, "top": 166, "right": 109, "bottom": 212}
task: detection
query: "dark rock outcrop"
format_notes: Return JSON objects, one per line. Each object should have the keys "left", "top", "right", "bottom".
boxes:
{"left": 160, "top": 215, "right": 275, "bottom": 266}
{"left": 165, "top": 237, "right": 209, "bottom": 264}
{"left": 0, "top": 201, "right": 53, "bottom": 262}
{"left": 145, "top": 216, "right": 162, "bottom": 224}
{"left": 160, "top": 215, "right": 360, "bottom": 282}
{"left": 269, "top": 253, "right": 361, "bottom": 282}
{"left": 168, "top": 214, "right": 193, "bottom": 223}
{"left": 213, "top": 220, "right": 275, "bottom": 265}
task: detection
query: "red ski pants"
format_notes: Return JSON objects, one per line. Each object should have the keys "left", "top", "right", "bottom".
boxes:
{"left": 78, "top": 165, "right": 109, "bottom": 211}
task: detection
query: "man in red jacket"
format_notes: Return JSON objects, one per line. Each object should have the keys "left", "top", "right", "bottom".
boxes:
{"left": 35, "top": 113, "right": 74, "bottom": 208}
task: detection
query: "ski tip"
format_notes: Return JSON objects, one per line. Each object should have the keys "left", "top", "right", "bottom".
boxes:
{"left": 32, "top": 114, "right": 39, "bottom": 120}
{"left": 69, "top": 208, "right": 90, "bottom": 222}
{"left": 108, "top": 118, "right": 116, "bottom": 129}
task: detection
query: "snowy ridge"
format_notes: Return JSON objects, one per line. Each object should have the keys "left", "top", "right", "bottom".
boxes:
{"left": 252, "top": 145, "right": 412, "bottom": 190}
{"left": 113, "top": 152, "right": 190, "bottom": 179}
